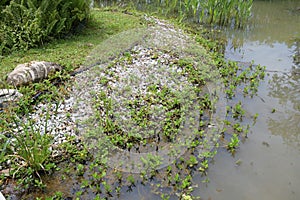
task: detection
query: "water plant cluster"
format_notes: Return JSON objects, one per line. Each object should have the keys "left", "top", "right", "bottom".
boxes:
{"left": 197, "top": 0, "right": 253, "bottom": 28}
{"left": 43, "top": 42, "right": 221, "bottom": 199}
{"left": 204, "top": 41, "right": 265, "bottom": 154}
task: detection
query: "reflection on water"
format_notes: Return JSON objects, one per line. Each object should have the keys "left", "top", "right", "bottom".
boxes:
{"left": 249, "top": 0, "right": 300, "bottom": 45}
{"left": 269, "top": 67, "right": 300, "bottom": 111}
{"left": 225, "top": 0, "right": 300, "bottom": 146}
{"left": 225, "top": 0, "right": 300, "bottom": 71}
{"left": 225, "top": 0, "right": 300, "bottom": 48}
{"left": 268, "top": 111, "right": 300, "bottom": 150}
{"left": 268, "top": 65, "right": 300, "bottom": 150}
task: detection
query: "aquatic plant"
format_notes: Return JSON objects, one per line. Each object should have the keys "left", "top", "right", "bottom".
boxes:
{"left": 198, "top": 0, "right": 253, "bottom": 28}
{"left": 227, "top": 133, "right": 239, "bottom": 153}
{"left": 97, "top": 0, "right": 253, "bottom": 28}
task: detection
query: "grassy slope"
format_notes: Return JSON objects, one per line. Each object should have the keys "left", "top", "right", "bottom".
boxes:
{"left": 0, "top": 9, "right": 144, "bottom": 85}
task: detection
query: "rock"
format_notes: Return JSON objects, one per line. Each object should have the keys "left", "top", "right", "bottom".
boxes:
{"left": 6, "top": 61, "right": 62, "bottom": 86}
{"left": 0, "top": 191, "right": 7, "bottom": 200}
{"left": 0, "top": 89, "right": 23, "bottom": 108}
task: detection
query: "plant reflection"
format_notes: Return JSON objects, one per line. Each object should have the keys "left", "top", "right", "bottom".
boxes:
{"left": 293, "top": 38, "right": 300, "bottom": 66}
{"left": 224, "top": 0, "right": 300, "bottom": 50}
{"left": 268, "top": 39, "right": 300, "bottom": 149}
{"left": 269, "top": 68, "right": 300, "bottom": 111}
{"left": 268, "top": 111, "right": 300, "bottom": 150}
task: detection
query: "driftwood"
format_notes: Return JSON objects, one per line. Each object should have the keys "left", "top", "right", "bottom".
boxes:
{"left": 6, "top": 61, "right": 62, "bottom": 86}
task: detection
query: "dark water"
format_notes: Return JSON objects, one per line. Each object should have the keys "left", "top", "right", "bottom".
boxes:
{"left": 196, "top": 1, "right": 300, "bottom": 200}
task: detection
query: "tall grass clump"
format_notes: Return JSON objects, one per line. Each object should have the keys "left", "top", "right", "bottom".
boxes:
{"left": 0, "top": 112, "right": 54, "bottom": 188}
{"left": 173, "top": 0, "right": 253, "bottom": 27}
{"left": 0, "top": 0, "right": 91, "bottom": 55}
{"left": 197, "top": 0, "right": 253, "bottom": 28}
{"left": 98, "top": 0, "right": 252, "bottom": 28}
{"left": 11, "top": 117, "right": 53, "bottom": 178}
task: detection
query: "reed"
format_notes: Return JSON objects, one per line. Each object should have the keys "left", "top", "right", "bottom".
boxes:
{"left": 182, "top": 0, "right": 253, "bottom": 28}
{"left": 96, "top": 0, "right": 253, "bottom": 28}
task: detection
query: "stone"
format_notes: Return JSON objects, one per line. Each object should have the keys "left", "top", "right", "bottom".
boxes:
{"left": 0, "top": 89, "right": 23, "bottom": 108}
{"left": 6, "top": 61, "right": 62, "bottom": 86}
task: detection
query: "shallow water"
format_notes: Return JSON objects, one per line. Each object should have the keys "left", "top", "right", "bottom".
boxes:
{"left": 196, "top": 1, "right": 300, "bottom": 200}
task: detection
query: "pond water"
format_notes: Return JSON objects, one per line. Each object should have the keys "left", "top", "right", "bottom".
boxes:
{"left": 196, "top": 1, "right": 300, "bottom": 200}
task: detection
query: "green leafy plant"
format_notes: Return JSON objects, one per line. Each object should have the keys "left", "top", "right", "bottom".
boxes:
{"left": 76, "top": 163, "right": 85, "bottom": 176}
{"left": 232, "top": 101, "right": 245, "bottom": 120}
{"left": 198, "top": 159, "right": 208, "bottom": 174}
{"left": 181, "top": 174, "right": 192, "bottom": 189}
{"left": 227, "top": 133, "right": 239, "bottom": 153}
{"left": 0, "top": 0, "right": 91, "bottom": 55}
{"left": 161, "top": 194, "right": 171, "bottom": 200}
{"left": 44, "top": 191, "right": 64, "bottom": 200}
{"left": 0, "top": 134, "right": 12, "bottom": 163}
{"left": 127, "top": 174, "right": 136, "bottom": 186}
{"left": 187, "top": 155, "right": 198, "bottom": 167}
{"left": 198, "top": 0, "right": 253, "bottom": 28}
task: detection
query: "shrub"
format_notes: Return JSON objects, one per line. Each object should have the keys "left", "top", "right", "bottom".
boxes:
{"left": 0, "top": 0, "right": 11, "bottom": 8}
{"left": 0, "top": 0, "right": 91, "bottom": 55}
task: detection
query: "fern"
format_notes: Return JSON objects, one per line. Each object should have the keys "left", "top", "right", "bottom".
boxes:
{"left": 0, "top": 0, "right": 10, "bottom": 8}
{"left": 0, "top": 0, "right": 91, "bottom": 55}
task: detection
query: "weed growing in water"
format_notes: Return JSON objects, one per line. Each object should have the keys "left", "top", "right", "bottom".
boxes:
{"left": 232, "top": 101, "right": 245, "bottom": 120}
{"left": 227, "top": 133, "right": 240, "bottom": 153}
{"left": 198, "top": 159, "right": 209, "bottom": 175}
{"left": 106, "top": 0, "right": 253, "bottom": 28}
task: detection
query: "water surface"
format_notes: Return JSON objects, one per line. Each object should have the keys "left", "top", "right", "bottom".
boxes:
{"left": 197, "top": 1, "right": 300, "bottom": 199}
